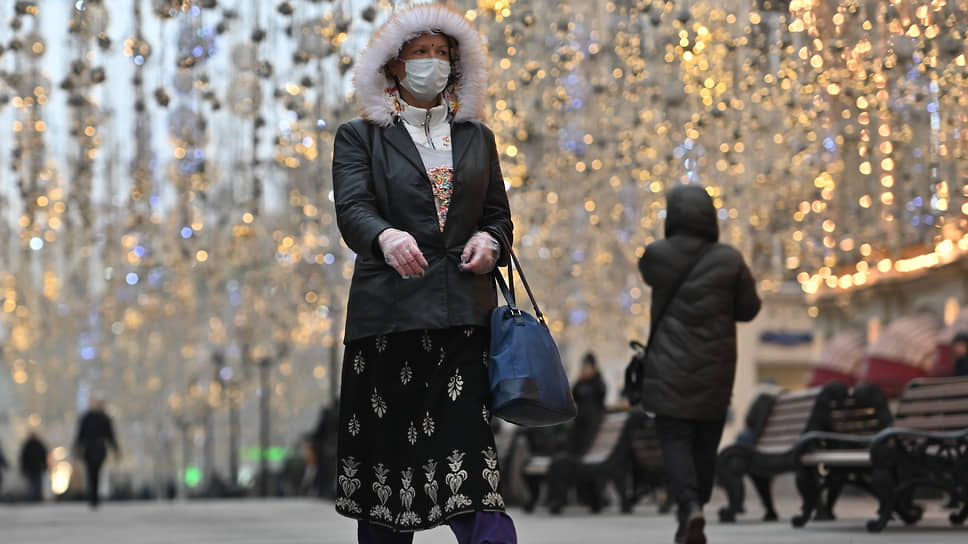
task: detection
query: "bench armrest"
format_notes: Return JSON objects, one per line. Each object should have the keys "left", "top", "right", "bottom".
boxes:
{"left": 869, "top": 427, "right": 968, "bottom": 466}
{"left": 870, "top": 426, "right": 968, "bottom": 448}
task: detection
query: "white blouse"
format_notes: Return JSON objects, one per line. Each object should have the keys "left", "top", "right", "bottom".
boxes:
{"left": 400, "top": 102, "right": 454, "bottom": 231}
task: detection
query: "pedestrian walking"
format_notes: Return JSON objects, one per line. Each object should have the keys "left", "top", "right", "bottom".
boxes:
{"left": 637, "top": 184, "right": 761, "bottom": 544}
{"left": 331, "top": 3, "right": 515, "bottom": 542}
{"left": 74, "top": 398, "right": 120, "bottom": 508}
{"left": 0, "top": 438, "right": 9, "bottom": 495}
{"left": 19, "top": 432, "right": 48, "bottom": 502}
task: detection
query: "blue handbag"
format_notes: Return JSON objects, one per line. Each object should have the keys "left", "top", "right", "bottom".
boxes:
{"left": 488, "top": 250, "right": 577, "bottom": 427}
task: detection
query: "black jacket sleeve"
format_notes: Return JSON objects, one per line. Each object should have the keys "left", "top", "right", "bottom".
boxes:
{"left": 477, "top": 125, "right": 513, "bottom": 266}
{"left": 333, "top": 121, "right": 393, "bottom": 261}
{"left": 734, "top": 262, "right": 761, "bottom": 322}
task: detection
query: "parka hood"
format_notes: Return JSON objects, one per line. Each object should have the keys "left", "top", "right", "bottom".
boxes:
{"left": 353, "top": 3, "right": 488, "bottom": 127}
{"left": 664, "top": 184, "right": 719, "bottom": 242}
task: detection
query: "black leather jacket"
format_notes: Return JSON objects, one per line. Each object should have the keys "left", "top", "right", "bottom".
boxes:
{"left": 333, "top": 117, "right": 513, "bottom": 342}
{"left": 637, "top": 185, "right": 761, "bottom": 421}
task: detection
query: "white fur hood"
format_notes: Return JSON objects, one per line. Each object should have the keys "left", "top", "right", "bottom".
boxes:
{"left": 352, "top": 3, "right": 488, "bottom": 127}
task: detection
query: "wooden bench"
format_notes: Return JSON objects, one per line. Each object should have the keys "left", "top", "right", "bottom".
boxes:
{"left": 717, "top": 385, "right": 831, "bottom": 522}
{"left": 865, "top": 377, "right": 968, "bottom": 531}
{"left": 523, "top": 410, "right": 663, "bottom": 514}
{"left": 518, "top": 425, "right": 569, "bottom": 513}
{"left": 790, "top": 381, "right": 894, "bottom": 527}
{"left": 551, "top": 411, "right": 634, "bottom": 513}
{"left": 792, "top": 376, "right": 968, "bottom": 532}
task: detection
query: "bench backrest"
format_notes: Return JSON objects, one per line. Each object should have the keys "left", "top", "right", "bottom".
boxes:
{"left": 824, "top": 381, "right": 893, "bottom": 436}
{"left": 755, "top": 386, "right": 824, "bottom": 453}
{"left": 893, "top": 376, "right": 968, "bottom": 432}
{"left": 582, "top": 411, "right": 630, "bottom": 464}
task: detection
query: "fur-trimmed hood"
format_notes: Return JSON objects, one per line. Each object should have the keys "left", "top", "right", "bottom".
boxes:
{"left": 352, "top": 3, "right": 488, "bottom": 127}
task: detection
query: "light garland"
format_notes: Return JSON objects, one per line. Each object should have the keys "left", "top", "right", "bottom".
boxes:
{"left": 0, "top": 0, "right": 966, "bottom": 481}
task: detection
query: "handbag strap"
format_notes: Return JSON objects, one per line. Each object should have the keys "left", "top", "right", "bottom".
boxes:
{"left": 646, "top": 243, "right": 713, "bottom": 351}
{"left": 494, "top": 249, "right": 547, "bottom": 326}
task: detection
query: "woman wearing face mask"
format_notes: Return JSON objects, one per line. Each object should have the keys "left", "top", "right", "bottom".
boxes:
{"left": 331, "top": 4, "right": 515, "bottom": 543}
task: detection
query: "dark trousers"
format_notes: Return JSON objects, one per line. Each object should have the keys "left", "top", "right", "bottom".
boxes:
{"left": 25, "top": 472, "right": 43, "bottom": 502}
{"left": 84, "top": 452, "right": 106, "bottom": 507}
{"left": 655, "top": 415, "right": 726, "bottom": 510}
{"left": 357, "top": 511, "right": 516, "bottom": 544}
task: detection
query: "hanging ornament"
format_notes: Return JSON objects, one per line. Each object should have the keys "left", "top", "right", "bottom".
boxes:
{"left": 69, "top": 1, "right": 110, "bottom": 39}
{"left": 295, "top": 17, "right": 332, "bottom": 58}
{"left": 23, "top": 31, "right": 45, "bottom": 59}
{"left": 152, "top": 0, "right": 180, "bottom": 18}
{"left": 230, "top": 43, "right": 259, "bottom": 72}
{"left": 124, "top": 34, "right": 152, "bottom": 66}
{"left": 176, "top": 24, "right": 217, "bottom": 69}
{"left": 168, "top": 105, "right": 206, "bottom": 147}
{"left": 227, "top": 73, "right": 262, "bottom": 119}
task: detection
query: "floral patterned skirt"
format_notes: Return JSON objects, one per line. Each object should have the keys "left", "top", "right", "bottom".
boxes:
{"left": 335, "top": 326, "right": 507, "bottom": 532}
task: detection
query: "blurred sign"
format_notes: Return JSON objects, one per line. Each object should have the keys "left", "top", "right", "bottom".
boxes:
{"left": 184, "top": 465, "right": 202, "bottom": 488}
{"left": 242, "top": 446, "right": 288, "bottom": 462}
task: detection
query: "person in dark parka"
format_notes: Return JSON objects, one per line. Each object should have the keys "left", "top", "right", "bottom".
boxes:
{"left": 566, "top": 352, "right": 608, "bottom": 508}
{"left": 19, "top": 432, "right": 48, "bottom": 502}
{"left": 638, "top": 184, "right": 761, "bottom": 544}
{"left": 74, "top": 398, "right": 120, "bottom": 508}
{"left": 568, "top": 352, "right": 607, "bottom": 456}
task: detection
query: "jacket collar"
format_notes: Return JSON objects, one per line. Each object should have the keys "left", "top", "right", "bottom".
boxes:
{"left": 383, "top": 122, "right": 426, "bottom": 179}
{"left": 399, "top": 101, "right": 450, "bottom": 129}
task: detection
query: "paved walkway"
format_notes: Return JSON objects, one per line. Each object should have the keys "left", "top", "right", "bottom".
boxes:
{"left": 1, "top": 495, "right": 966, "bottom": 543}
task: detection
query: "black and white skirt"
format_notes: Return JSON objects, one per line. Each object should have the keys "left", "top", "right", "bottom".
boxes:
{"left": 335, "top": 326, "right": 507, "bottom": 532}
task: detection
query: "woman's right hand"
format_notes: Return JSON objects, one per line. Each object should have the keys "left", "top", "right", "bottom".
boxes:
{"left": 378, "top": 228, "right": 428, "bottom": 278}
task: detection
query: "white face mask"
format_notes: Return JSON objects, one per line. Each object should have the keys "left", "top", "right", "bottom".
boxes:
{"left": 400, "top": 58, "right": 451, "bottom": 102}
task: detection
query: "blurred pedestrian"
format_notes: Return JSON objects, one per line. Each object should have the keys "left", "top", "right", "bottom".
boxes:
{"left": 568, "top": 352, "right": 607, "bottom": 456}
{"left": 19, "top": 432, "right": 48, "bottom": 502}
{"left": 567, "top": 353, "right": 607, "bottom": 510}
{"left": 0, "top": 438, "right": 9, "bottom": 495}
{"left": 331, "top": 3, "right": 515, "bottom": 542}
{"left": 637, "top": 184, "right": 761, "bottom": 544}
{"left": 74, "top": 398, "right": 120, "bottom": 508}
{"left": 952, "top": 333, "right": 968, "bottom": 377}
{"left": 311, "top": 403, "right": 339, "bottom": 499}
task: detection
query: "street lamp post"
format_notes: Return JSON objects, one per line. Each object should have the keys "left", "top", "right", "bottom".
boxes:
{"left": 174, "top": 415, "right": 191, "bottom": 499}
{"left": 258, "top": 356, "right": 271, "bottom": 497}
{"left": 227, "top": 381, "right": 240, "bottom": 486}
{"left": 205, "top": 351, "right": 225, "bottom": 494}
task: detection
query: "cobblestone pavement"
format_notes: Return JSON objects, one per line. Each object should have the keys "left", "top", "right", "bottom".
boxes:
{"left": 1, "top": 494, "right": 966, "bottom": 543}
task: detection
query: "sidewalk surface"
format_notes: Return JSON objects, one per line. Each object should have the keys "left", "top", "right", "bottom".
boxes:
{"left": 1, "top": 494, "right": 966, "bottom": 543}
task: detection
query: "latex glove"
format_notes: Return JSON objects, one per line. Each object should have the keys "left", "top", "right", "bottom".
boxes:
{"left": 460, "top": 231, "right": 500, "bottom": 275}
{"left": 378, "top": 228, "right": 427, "bottom": 278}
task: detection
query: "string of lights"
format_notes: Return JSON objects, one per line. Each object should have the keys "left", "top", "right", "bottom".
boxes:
{"left": 0, "top": 0, "right": 966, "bottom": 481}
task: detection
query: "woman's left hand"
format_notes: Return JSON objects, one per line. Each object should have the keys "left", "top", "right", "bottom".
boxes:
{"left": 459, "top": 231, "right": 500, "bottom": 274}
